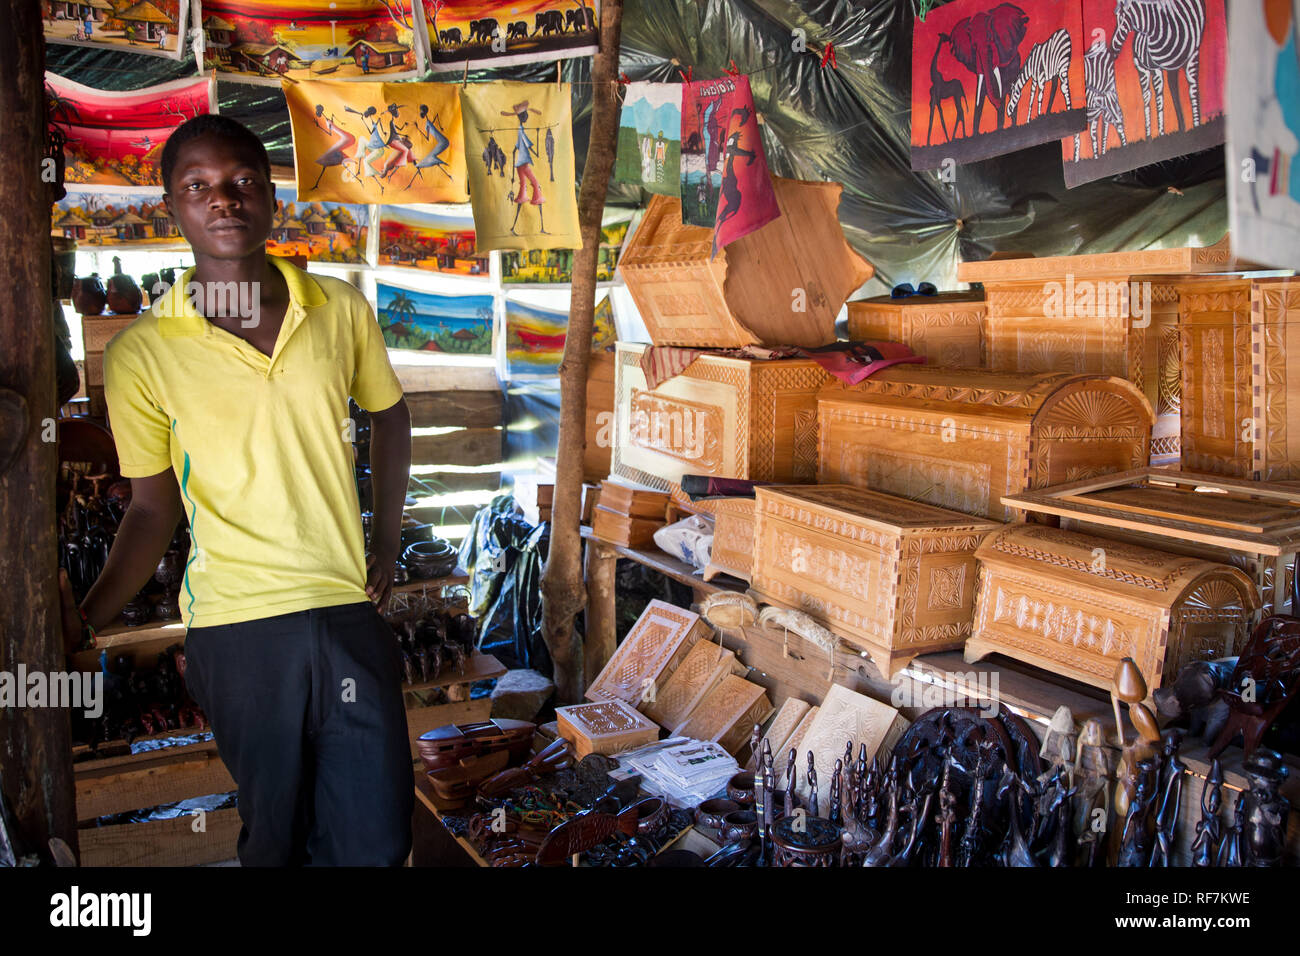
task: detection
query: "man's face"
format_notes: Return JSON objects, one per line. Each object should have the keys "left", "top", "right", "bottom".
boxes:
{"left": 163, "top": 134, "right": 275, "bottom": 259}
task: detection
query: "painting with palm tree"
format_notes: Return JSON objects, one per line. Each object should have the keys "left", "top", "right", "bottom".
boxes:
{"left": 376, "top": 281, "right": 493, "bottom": 353}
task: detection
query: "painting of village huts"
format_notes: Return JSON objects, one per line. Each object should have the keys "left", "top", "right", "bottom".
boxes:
{"left": 268, "top": 186, "right": 370, "bottom": 265}
{"left": 377, "top": 205, "right": 489, "bottom": 276}
{"left": 44, "top": 0, "right": 191, "bottom": 60}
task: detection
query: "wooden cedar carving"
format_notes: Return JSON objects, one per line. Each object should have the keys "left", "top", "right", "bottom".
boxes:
{"left": 555, "top": 700, "right": 660, "bottom": 759}
{"left": 967, "top": 524, "right": 1258, "bottom": 694}
{"left": 703, "top": 496, "right": 756, "bottom": 583}
{"left": 612, "top": 343, "right": 828, "bottom": 499}
{"left": 846, "top": 293, "right": 985, "bottom": 367}
{"left": 817, "top": 366, "right": 1154, "bottom": 522}
{"left": 750, "top": 484, "right": 999, "bottom": 679}
{"left": 585, "top": 599, "right": 707, "bottom": 705}
{"left": 641, "top": 639, "right": 737, "bottom": 729}
{"left": 794, "top": 685, "right": 909, "bottom": 810}
{"left": 672, "top": 674, "right": 772, "bottom": 755}
{"left": 619, "top": 178, "right": 874, "bottom": 349}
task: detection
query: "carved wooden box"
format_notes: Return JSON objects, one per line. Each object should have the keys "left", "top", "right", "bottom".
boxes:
{"left": 845, "top": 293, "right": 985, "bottom": 367}
{"left": 795, "top": 684, "right": 909, "bottom": 810}
{"left": 1178, "top": 277, "right": 1300, "bottom": 480}
{"left": 612, "top": 343, "right": 829, "bottom": 497}
{"left": 585, "top": 599, "right": 709, "bottom": 706}
{"left": 817, "top": 366, "right": 1154, "bottom": 522}
{"left": 703, "top": 497, "right": 756, "bottom": 583}
{"left": 618, "top": 177, "right": 874, "bottom": 349}
{"left": 957, "top": 239, "right": 1233, "bottom": 466}
{"left": 556, "top": 700, "right": 660, "bottom": 759}
{"left": 750, "top": 484, "right": 1000, "bottom": 679}
{"left": 967, "top": 524, "right": 1259, "bottom": 693}
{"left": 672, "top": 674, "right": 773, "bottom": 755}
{"left": 641, "top": 639, "right": 741, "bottom": 730}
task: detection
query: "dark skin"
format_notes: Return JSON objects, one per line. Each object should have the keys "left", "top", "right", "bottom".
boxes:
{"left": 61, "top": 132, "right": 410, "bottom": 651}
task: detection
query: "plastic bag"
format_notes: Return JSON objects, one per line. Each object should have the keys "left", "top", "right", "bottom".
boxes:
{"left": 652, "top": 515, "right": 714, "bottom": 572}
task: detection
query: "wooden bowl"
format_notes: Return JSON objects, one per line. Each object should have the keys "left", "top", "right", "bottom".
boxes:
{"left": 726, "top": 772, "right": 755, "bottom": 805}
{"left": 694, "top": 798, "right": 740, "bottom": 830}
{"left": 720, "top": 809, "right": 758, "bottom": 844}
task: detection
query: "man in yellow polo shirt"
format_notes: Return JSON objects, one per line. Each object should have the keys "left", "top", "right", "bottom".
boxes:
{"left": 62, "top": 115, "right": 414, "bottom": 866}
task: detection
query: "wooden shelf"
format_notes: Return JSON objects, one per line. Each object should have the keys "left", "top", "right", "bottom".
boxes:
{"left": 580, "top": 525, "right": 747, "bottom": 594}
{"left": 400, "top": 651, "right": 505, "bottom": 696}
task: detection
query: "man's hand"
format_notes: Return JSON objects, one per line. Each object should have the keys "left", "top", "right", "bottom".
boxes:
{"left": 365, "top": 550, "right": 395, "bottom": 612}
{"left": 59, "top": 569, "right": 84, "bottom": 655}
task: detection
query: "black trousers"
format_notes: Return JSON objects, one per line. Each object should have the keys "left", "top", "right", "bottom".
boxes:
{"left": 183, "top": 601, "right": 414, "bottom": 866}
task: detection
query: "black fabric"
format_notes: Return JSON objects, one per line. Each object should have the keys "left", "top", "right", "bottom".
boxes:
{"left": 182, "top": 602, "right": 413, "bottom": 867}
{"left": 43, "top": 0, "right": 1226, "bottom": 295}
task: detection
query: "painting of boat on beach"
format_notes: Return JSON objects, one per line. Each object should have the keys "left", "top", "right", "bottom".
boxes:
{"left": 201, "top": 0, "right": 421, "bottom": 85}
{"left": 505, "top": 295, "right": 614, "bottom": 376}
{"left": 44, "top": 0, "right": 190, "bottom": 61}
{"left": 376, "top": 281, "right": 494, "bottom": 354}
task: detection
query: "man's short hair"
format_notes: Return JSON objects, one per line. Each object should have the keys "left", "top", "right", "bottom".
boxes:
{"left": 161, "top": 115, "right": 272, "bottom": 193}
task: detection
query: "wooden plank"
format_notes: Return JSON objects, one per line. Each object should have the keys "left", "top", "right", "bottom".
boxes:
{"left": 76, "top": 746, "right": 235, "bottom": 822}
{"left": 413, "top": 773, "right": 490, "bottom": 866}
{"left": 411, "top": 428, "right": 502, "bottom": 466}
{"left": 405, "top": 390, "right": 502, "bottom": 429}
{"left": 399, "top": 652, "right": 505, "bottom": 697}
{"left": 78, "top": 807, "right": 241, "bottom": 867}
{"left": 70, "top": 631, "right": 182, "bottom": 674}
{"left": 411, "top": 470, "right": 502, "bottom": 493}
{"left": 583, "top": 541, "right": 617, "bottom": 683}
{"left": 73, "top": 738, "right": 217, "bottom": 774}
{"left": 405, "top": 698, "right": 491, "bottom": 759}
{"left": 394, "top": 364, "right": 499, "bottom": 392}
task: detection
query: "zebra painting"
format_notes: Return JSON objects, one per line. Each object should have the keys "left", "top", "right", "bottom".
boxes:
{"left": 1075, "top": 38, "right": 1127, "bottom": 161}
{"left": 1110, "top": 0, "right": 1206, "bottom": 140}
{"left": 1006, "top": 28, "right": 1073, "bottom": 123}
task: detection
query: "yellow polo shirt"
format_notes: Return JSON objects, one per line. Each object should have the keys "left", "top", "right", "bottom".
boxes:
{"left": 103, "top": 256, "right": 404, "bottom": 628}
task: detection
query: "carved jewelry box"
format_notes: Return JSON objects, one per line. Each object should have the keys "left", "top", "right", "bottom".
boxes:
{"left": 672, "top": 674, "right": 773, "bottom": 756}
{"left": 618, "top": 178, "right": 874, "bottom": 349}
{"left": 1178, "top": 276, "right": 1300, "bottom": 480}
{"left": 957, "top": 238, "right": 1233, "bottom": 466}
{"left": 612, "top": 342, "right": 829, "bottom": 498}
{"left": 585, "top": 599, "right": 709, "bottom": 706}
{"left": 749, "top": 484, "right": 999, "bottom": 679}
{"left": 817, "top": 366, "right": 1154, "bottom": 522}
{"left": 556, "top": 700, "right": 660, "bottom": 759}
{"left": 641, "top": 639, "right": 742, "bottom": 730}
{"left": 967, "top": 524, "right": 1259, "bottom": 693}
{"left": 846, "top": 293, "right": 985, "bottom": 368}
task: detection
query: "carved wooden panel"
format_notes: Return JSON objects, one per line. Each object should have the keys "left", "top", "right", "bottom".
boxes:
{"left": 750, "top": 485, "right": 998, "bottom": 678}
{"left": 818, "top": 368, "right": 1152, "bottom": 522}
{"left": 612, "top": 344, "right": 829, "bottom": 498}
{"left": 758, "top": 697, "right": 811, "bottom": 769}
{"left": 1253, "top": 279, "right": 1300, "bottom": 482}
{"left": 1179, "top": 280, "right": 1254, "bottom": 477}
{"left": 703, "top": 497, "right": 755, "bottom": 583}
{"left": 846, "top": 294, "right": 985, "bottom": 367}
{"left": 620, "top": 179, "right": 874, "bottom": 348}
{"left": 780, "top": 706, "right": 819, "bottom": 763}
{"left": 794, "top": 684, "right": 909, "bottom": 810}
{"left": 956, "top": 237, "right": 1232, "bottom": 284}
{"left": 556, "top": 700, "right": 660, "bottom": 759}
{"left": 673, "top": 675, "right": 773, "bottom": 756}
{"left": 585, "top": 600, "right": 708, "bottom": 705}
{"left": 967, "top": 524, "right": 1259, "bottom": 693}
{"left": 640, "top": 639, "right": 735, "bottom": 730}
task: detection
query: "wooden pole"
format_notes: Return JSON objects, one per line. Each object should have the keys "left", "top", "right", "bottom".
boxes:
{"left": 0, "top": 0, "right": 78, "bottom": 859}
{"left": 583, "top": 542, "right": 617, "bottom": 680}
{"left": 540, "top": 0, "right": 622, "bottom": 704}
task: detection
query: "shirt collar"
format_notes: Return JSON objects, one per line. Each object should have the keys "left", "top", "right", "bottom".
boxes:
{"left": 156, "top": 255, "right": 327, "bottom": 337}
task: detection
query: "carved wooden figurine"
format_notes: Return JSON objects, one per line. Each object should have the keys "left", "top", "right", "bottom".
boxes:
{"left": 829, "top": 759, "right": 843, "bottom": 826}
{"left": 807, "top": 751, "right": 819, "bottom": 818}
{"left": 1116, "top": 757, "right": 1159, "bottom": 867}
{"left": 1217, "top": 792, "right": 1246, "bottom": 867}
{"left": 1112, "top": 657, "right": 1147, "bottom": 748}
{"left": 786, "top": 748, "right": 798, "bottom": 816}
{"left": 1191, "top": 758, "right": 1223, "bottom": 868}
{"left": 937, "top": 762, "right": 957, "bottom": 868}
{"left": 1150, "top": 730, "right": 1186, "bottom": 866}
{"left": 1243, "top": 749, "right": 1291, "bottom": 867}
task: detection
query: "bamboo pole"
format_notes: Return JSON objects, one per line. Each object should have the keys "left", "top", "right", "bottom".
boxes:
{"left": 539, "top": 0, "right": 622, "bottom": 704}
{"left": 0, "top": 0, "right": 78, "bottom": 859}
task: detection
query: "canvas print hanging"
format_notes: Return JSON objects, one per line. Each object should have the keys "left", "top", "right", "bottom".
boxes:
{"left": 459, "top": 81, "right": 582, "bottom": 252}
{"left": 267, "top": 186, "right": 371, "bottom": 265}
{"left": 45, "top": 74, "right": 216, "bottom": 193}
{"left": 614, "top": 82, "right": 682, "bottom": 196}
{"left": 45, "top": 0, "right": 190, "bottom": 60}
{"left": 375, "top": 281, "right": 494, "bottom": 354}
{"left": 285, "top": 80, "right": 467, "bottom": 206}
{"left": 51, "top": 188, "right": 184, "bottom": 248}
{"left": 500, "top": 212, "right": 631, "bottom": 283}
{"left": 200, "top": 0, "right": 422, "bottom": 84}
{"left": 377, "top": 204, "right": 488, "bottom": 275}
{"left": 910, "top": 0, "right": 1087, "bottom": 170}
{"left": 1062, "top": 0, "right": 1226, "bottom": 188}
{"left": 423, "top": 0, "right": 598, "bottom": 70}
{"left": 505, "top": 296, "right": 614, "bottom": 377}
{"left": 1227, "top": 0, "right": 1300, "bottom": 270}
{"left": 679, "top": 74, "right": 780, "bottom": 251}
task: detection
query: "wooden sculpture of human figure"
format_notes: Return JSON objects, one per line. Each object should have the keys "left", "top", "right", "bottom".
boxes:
{"left": 504, "top": 100, "right": 547, "bottom": 235}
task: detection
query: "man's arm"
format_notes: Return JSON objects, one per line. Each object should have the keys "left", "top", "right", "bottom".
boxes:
{"left": 61, "top": 470, "right": 183, "bottom": 651}
{"left": 364, "top": 398, "right": 411, "bottom": 610}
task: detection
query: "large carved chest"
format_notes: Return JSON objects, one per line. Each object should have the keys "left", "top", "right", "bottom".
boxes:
{"left": 612, "top": 342, "right": 830, "bottom": 496}
{"left": 617, "top": 178, "right": 874, "bottom": 349}
{"left": 750, "top": 484, "right": 1000, "bottom": 679}
{"left": 846, "top": 293, "right": 985, "bottom": 368}
{"left": 967, "top": 524, "right": 1259, "bottom": 693}
{"left": 957, "top": 239, "right": 1233, "bottom": 466}
{"left": 1178, "top": 277, "right": 1300, "bottom": 480}
{"left": 817, "top": 366, "right": 1154, "bottom": 522}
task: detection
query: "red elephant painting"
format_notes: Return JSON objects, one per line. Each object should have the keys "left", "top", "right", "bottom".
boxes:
{"left": 947, "top": 3, "right": 1029, "bottom": 135}
{"left": 911, "top": 0, "right": 1086, "bottom": 171}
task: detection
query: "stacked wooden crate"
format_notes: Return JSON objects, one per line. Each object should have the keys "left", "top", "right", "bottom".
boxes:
{"left": 591, "top": 480, "right": 669, "bottom": 548}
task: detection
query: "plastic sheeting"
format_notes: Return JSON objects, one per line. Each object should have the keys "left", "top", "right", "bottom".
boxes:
{"left": 45, "top": 0, "right": 1227, "bottom": 294}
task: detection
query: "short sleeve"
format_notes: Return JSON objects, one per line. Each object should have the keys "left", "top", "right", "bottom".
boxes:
{"left": 350, "top": 299, "right": 404, "bottom": 412}
{"left": 103, "top": 338, "right": 173, "bottom": 478}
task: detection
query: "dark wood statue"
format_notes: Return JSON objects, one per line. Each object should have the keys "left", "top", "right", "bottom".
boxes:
{"left": 1208, "top": 615, "right": 1300, "bottom": 759}
{"left": 1216, "top": 791, "right": 1246, "bottom": 867}
{"left": 1242, "top": 748, "right": 1290, "bottom": 867}
{"left": 856, "top": 744, "right": 870, "bottom": 821}
{"left": 785, "top": 747, "right": 798, "bottom": 816}
{"left": 829, "top": 759, "right": 843, "bottom": 826}
{"left": 807, "top": 750, "right": 819, "bottom": 818}
{"left": 996, "top": 772, "right": 1040, "bottom": 868}
{"left": 957, "top": 739, "right": 995, "bottom": 867}
{"left": 1191, "top": 758, "right": 1223, "bottom": 868}
{"left": 1150, "top": 729, "right": 1186, "bottom": 866}
{"left": 1115, "top": 756, "right": 1159, "bottom": 867}
{"left": 936, "top": 761, "right": 956, "bottom": 867}
{"left": 861, "top": 753, "right": 881, "bottom": 828}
